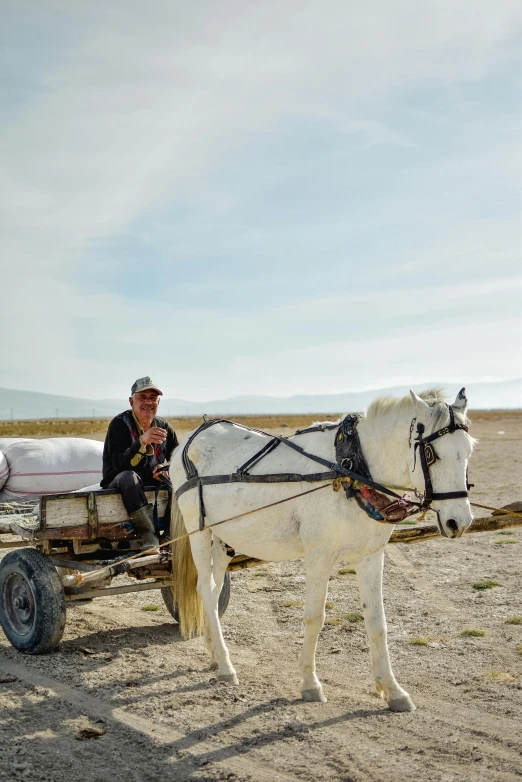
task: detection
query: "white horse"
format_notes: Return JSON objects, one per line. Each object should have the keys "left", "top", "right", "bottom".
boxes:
{"left": 170, "top": 389, "right": 474, "bottom": 712}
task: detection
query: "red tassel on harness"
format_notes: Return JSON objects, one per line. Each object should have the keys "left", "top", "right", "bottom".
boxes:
{"left": 358, "top": 485, "right": 419, "bottom": 523}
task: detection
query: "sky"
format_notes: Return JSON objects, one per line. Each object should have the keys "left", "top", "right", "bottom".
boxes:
{"left": 1, "top": 1, "right": 521, "bottom": 402}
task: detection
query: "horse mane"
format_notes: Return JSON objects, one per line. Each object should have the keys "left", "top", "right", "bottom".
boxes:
{"left": 300, "top": 388, "right": 470, "bottom": 436}
{"left": 365, "top": 388, "right": 470, "bottom": 429}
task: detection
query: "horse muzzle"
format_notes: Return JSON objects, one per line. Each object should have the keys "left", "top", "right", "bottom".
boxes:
{"left": 436, "top": 508, "right": 472, "bottom": 539}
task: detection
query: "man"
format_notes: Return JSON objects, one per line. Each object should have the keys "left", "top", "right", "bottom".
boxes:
{"left": 101, "top": 377, "right": 178, "bottom": 550}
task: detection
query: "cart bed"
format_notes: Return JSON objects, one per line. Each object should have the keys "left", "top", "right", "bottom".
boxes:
{"left": 0, "top": 488, "right": 169, "bottom": 543}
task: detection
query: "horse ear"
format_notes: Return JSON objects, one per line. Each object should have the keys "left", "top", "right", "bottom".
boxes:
{"left": 409, "top": 390, "right": 430, "bottom": 415}
{"left": 452, "top": 387, "right": 468, "bottom": 411}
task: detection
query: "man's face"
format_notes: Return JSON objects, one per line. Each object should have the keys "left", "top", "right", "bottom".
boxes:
{"left": 130, "top": 390, "right": 160, "bottom": 418}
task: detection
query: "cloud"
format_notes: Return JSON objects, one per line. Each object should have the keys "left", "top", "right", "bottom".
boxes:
{"left": 1, "top": 1, "right": 520, "bottom": 398}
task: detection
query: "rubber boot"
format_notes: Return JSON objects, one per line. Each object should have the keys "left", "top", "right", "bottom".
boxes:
{"left": 129, "top": 503, "right": 160, "bottom": 552}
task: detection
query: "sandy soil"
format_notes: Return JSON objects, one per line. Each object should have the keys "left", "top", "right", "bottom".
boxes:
{"left": 0, "top": 411, "right": 521, "bottom": 782}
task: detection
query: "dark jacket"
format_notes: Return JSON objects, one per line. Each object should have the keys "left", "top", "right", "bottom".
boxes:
{"left": 101, "top": 410, "right": 178, "bottom": 488}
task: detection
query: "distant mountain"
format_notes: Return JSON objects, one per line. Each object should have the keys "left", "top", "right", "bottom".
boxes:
{"left": 0, "top": 379, "right": 519, "bottom": 420}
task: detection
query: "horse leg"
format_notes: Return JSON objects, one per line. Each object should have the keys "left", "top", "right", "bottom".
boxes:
{"left": 190, "top": 531, "right": 238, "bottom": 684}
{"left": 203, "top": 613, "right": 217, "bottom": 670}
{"left": 356, "top": 550, "right": 416, "bottom": 712}
{"left": 299, "top": 551, "right": 333, "bottom": 702}
{"left": 204, "top": 538, "right": 230, "bottom": 671}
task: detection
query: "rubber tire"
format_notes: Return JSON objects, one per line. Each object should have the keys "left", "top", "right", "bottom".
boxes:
{"left": 0, "top": 548, "right": 66, "bottom": 654}
{"left": 161, "top": 570, "right": 231, "bottom": 624}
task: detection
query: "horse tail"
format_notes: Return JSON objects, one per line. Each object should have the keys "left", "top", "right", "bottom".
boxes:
{"left": 170, "top": 494, "right": 204, "bottom": 639}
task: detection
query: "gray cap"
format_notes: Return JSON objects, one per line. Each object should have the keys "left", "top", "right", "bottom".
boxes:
{"left": 131, "top": 376, "right": 163, "bottom": 395}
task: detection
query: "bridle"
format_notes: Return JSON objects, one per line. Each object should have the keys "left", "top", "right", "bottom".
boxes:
{"left": 409, "top": 406, "right": 471, "bottom": 509}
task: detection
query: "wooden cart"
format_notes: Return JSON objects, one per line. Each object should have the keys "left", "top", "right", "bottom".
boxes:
{"left": 0, "top": 488, "right": 246, "bottom": 654}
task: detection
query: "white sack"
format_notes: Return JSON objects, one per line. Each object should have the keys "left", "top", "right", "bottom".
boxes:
{"left": 0, "top": 452, "right": 8, "bottom": 490}
{"left": 0, "top": 438, "right": 103, "bottom": 501}
{"left": 0, "top": 439, "right": 35, "bottom": 492}
{"left": 73, "top": 483, "right": 102, "bottom": 492}
{"left": 0, "top": 438, "right": 31, "bottom": 451}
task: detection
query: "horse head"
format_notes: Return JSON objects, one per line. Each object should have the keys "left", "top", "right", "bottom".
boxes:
{"left": 408, "top": 388, "right": 474, "bottom": 539}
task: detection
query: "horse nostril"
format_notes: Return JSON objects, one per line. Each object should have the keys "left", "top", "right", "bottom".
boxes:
{"left": 446, "top": 518, "right": 459, "bottom": 533}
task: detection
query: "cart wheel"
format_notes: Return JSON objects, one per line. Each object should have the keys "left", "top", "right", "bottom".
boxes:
{"left": 161, "top": 571, "right": 231, "bottom": 624}
{"left": 0, "top": 548, "right": 66, "bottom": 654}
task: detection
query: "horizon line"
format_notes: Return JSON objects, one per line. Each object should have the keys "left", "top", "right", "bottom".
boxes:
{"left": 0, "top": 377, "right": 520, "bottom": 404}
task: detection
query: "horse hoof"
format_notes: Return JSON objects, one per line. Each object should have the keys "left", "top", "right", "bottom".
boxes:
{"left": 218, "top": 673, "right": 239, "bottom": 685}
{"left": 388, "top": 695, "right": 416, "bottom": 712}
{"left": 302, "top": 687, "right": 327, "bottom": 703}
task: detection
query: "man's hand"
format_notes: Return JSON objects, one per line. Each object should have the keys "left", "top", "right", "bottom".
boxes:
{"left": 140, "top": 427, "right": 167, "bottom": 446}
{"left": 153, "top": 464, "right": 170, "bottom": 482}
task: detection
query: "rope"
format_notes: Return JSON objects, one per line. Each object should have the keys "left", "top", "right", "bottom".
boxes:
{"left": 70, "top": 482, "right": 334, "bottom": 584}
{"left": 470, "top": 502, "right": 522, "bottom": 515}
{"left": 66, "top": 488, "right": 522, "bottom": 585}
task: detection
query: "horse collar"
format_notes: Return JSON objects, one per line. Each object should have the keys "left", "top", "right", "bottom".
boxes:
{"left": 335, "top": 415, "right": 419, "bottom": 524}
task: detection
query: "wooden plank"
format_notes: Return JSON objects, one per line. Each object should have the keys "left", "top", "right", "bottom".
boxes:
{"left": 0, "top": 521, "right": 37, "bottom": 540}
{"left": 465, "top": 511, "right": 522, "bottom": 533}
{"left": 96, "top": 493, "right": 131, "bottom": 525}
{"left": 47, "top": 557, "right": 101, "bottom": 572}
{"left": 41, "top": 489, "right": 169, "bottom": 530}
{"left": 389, "top": 524, "right": 440, "bottom": 544}
{"left": 34, "top": 521, "right": 133, "bottom": 541}
{"left": 65, "top": 580, "right": 170, "bottom": 601}
{"left": 0, "top": 540, "right": 28, "bottom": 549}
{"left": 389, "top": 511, "right": 522, "bottom": 544}
{"left": 227, "top": 511, "right": 522, "bottom": 569}
{"left": 228, "top": 556, "right": 265, "bottom": 571}
{"left": 87, "top": 492, "right": 99, "bottom": 538}
{"left": 41, "top": 496, "right": 89, "bottom": 529}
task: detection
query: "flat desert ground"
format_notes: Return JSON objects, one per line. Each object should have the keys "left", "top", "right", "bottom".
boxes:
{"left": 0, "top": 410, "right": 521, "bottom": 782}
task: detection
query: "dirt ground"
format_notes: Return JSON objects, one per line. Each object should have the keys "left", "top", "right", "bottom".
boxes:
{"left": 0, "top": 411, "right": 521, "bottom": 782}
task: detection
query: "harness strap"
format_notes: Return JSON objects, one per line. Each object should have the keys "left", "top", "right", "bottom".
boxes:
{"left": 415, "top": 422, "right": 434, "bottom": 506}
{"left": 432, "top": 491, "right": 469, "bottom": 500}
{"left": 420, "top": 423, "right": 469, "bottom": 446}
{"left": 152, "top": 483, "right": 162, "bottom": 535}
{"left": 182, "top": 418, "right": 234, "bottom": 479}
{"left": 198, "top": 479, "right": 206, "bottom": 530}
{"left": 176, "top": 471, "right": 340, "bottom": 499}
{"left": 236, "top": 437, "right": 281, "bottom": 475}
{"left": 176, "top": 467, "right": 406, "bottom": 503}
{"left": 181, "top": 419, "right": 345, "bottom": 480}
{"left": 153, "top": 473, "right": 173, "bottom": 536}
{"left": 294, "top": 422, "right": 339, "bottom": 435}
{"left": 178, "top": 418, "right": 409, "bottom": 520}
{"left": 275, "top": 436, "right": 362, "bottom": 479}
{"left": 280, "top": 438, "right": 407, "bottom": 500}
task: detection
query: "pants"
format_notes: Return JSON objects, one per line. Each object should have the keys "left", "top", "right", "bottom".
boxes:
{"left": 107, "top": 470, "right": 149, "bottom": 515}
